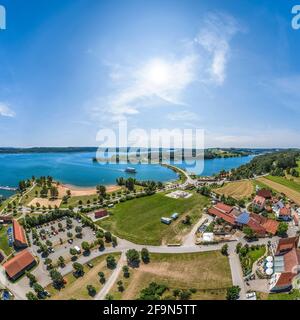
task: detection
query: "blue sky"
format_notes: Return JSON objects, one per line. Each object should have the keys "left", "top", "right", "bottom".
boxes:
{"left": 0, "top": 0, "right": 300, "bottom": 148}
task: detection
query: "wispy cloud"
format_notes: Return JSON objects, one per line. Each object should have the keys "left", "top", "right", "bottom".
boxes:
{"left": 0, "top": 102, "right": 15, "bottom": 117}
{"left": 167, "top": 110, "right": 199, "bottom": 122}
{"left": 194, "top": 12, "right": 240, "bottom": 84}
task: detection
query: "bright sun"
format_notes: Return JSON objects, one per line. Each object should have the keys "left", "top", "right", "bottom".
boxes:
{"left": 145, "top": 59, "right": 170, "bottom": 86}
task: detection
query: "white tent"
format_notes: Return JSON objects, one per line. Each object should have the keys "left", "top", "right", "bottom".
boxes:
{"left": 266, "top": 268, "right": 273, "bottom": 275}
{"left": 266, "top": 256, "right": 273, "bottom": 262}
{"left": 266, "top": 262, "right": 273, "bottom": 268}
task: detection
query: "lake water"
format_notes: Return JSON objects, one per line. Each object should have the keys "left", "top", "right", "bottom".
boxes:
{"left": 0, "top": 152, "right": 254, "bottom": 197}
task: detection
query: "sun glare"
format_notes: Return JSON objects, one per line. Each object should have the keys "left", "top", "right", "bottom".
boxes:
{"left": 145, "top": 59, "right": 170, "bottom": 86}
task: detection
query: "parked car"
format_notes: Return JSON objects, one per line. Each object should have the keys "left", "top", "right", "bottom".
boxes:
{"left": 87, "top": 263, "right": 94, "bottom": 268}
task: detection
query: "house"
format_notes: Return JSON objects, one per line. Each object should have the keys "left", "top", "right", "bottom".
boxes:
{"left": 272, "top": 201, "right": 285, "bottom": 216}
{"left": 252, "top": 195, "right": 266, "bottom": 211}
{"left": 208, "top": 202, "right": 278, "bottom": 237}
{"left": 207, "top": 206, "right": 236, "bottom": 225}
{"left": 257, "top": 189, "right": 272, "bottom": 199}
{"left": 3, "top": 249, "right": 36, "bottom": 281}
{"left": 249, "top": 213, "right": 279, "bottom": 236}
{"left": 278, "top": 207, "right": 292, "bottom": 221}
{"left": 12, "top": 219, "right": 27, "bottom": 249}
{"left": 94, "top": 210, "right": 108, "bottom": 220}
{"left": 270, "top": 237, "right": 300, "bottom": 292}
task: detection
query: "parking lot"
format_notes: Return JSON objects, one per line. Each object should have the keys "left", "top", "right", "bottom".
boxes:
{"left": 30, "top": 217, "right": 97, "bottom": 263}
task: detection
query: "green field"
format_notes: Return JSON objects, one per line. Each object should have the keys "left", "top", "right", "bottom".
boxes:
{"left": 0, "top": 225, "right": 12, "bottom": 256}
{"left": 268, "top": 289, "right": 300, "bottom": 300}
{"left": 97, "top": 191, "right": 209, "bottom": 245}
{"left": 109, "top": 251, "right": 232, "bottom": 300}
{"left": 266, "top": 175, "right": 300, "bottom": 193}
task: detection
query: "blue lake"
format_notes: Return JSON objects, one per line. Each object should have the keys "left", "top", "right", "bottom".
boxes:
{"left": 0, "top": 152, "right": 254, "bottom": 197}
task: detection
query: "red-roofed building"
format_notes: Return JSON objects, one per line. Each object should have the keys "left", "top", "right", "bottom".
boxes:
{"left": 13, "top": 219, "right": 27, "bottom": 249}
{"left": 278, "top": 207, "right": 292, "bottom": 221}
{"left": 252, "top": 195, "right": 266, "bottom": 211}
{"left": 214, "top": 203, "right": 233, "bottom": 214}
{"left": 271, "top": 237, "right": 300, "bottom": 292}
{"left": 248, "top": 213, "right": 279, "bottom": 236}
{"left": 207, "top": 207, "right": 236, "bottom": 225}
{"left": 94, "top": 210, "right": 108, "bottom": 220}
{"left": 3, "top": 249, "right": 36, "bottom": 281}
{"left": 257, "top": 189, "right": 272, "bottom": 199}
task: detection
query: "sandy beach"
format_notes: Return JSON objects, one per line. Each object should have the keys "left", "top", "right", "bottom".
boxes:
{"left": 58, "top": 184, "right": 121, "bottom": 197}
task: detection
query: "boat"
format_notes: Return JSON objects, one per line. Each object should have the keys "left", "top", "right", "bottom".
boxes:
{"left": 125, "top": 167, "right": 137, "bottom": 174}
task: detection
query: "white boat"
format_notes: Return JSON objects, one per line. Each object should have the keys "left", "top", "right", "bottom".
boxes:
{"left": 125, "top": 167, "right": 137, "bottom": 173}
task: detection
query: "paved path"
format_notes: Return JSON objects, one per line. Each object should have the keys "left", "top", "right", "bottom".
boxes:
{"left": 182, "top": 214, "right": 212, "bottom": 246}
{"left": 94, "top": 251, "right": 126, "bottom": 300}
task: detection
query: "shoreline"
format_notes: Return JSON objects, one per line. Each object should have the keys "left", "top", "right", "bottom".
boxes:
{"left": 59, "top": 183, "right": 121, "bottom": 196}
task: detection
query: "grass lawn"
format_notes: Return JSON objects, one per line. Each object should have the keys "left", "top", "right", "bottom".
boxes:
{"left": 267, "top": 289, "right": 300, "bottom": 300}
{"left": 46, "top": 253, "right": 121, "bottom": 300}
{"left": 214, "top": 180, "right": 254, "bottom": 200}
{"left": 109, "top": 251, "right": 232, "bottom": 300}
{"left": 19, "top": 185, "right": 42, "bottom": 206}
{"left": 0, "top": 225, "right": 12, "bottom": 256}
{"left": 239, "top": 245, "right": 266, "bottom": 276}
{"left": 97, "top": 191, "right": 209, "bottom": 245}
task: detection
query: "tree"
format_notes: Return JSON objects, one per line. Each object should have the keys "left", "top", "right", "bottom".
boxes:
{"left": 126, "top": 249, "right": 140, "bottom": 268}
{"left": 75, "top": 226, "right": 82, "bottom": 233}
{"left": 122, "top": 265, "right": 130, "bottom": 278}
{"left": 98, "top": 239, "right": 105, "bottom": 251}
{"left": 235, "top": 242, "right": 242, "bottom": 254}
{"left": 104, "top": 231, "right": 112, "bottom": 242}
{"left": 50, "top": 186, "right": 59, "bottom": 199}
{"left": 58, "top": 256, "right": 65, "bottom": 268}
{"left": 277, "top": 222, "right": 288, "bottom": 237}
{"left": 81, "top": 241, "right": 90, "bottom": 253}
{"left": 117, "top": 280, "right": 124, "bottom": 292}
{"left": 98, "top": 271, "right": 106, "bottom": 284}
{"left": 97, "top": 185, "right": 107, "bottom": 197}
{"left": 243, "top": 226, "right": 255, "bottom": 239}
{"left": 112, "top": 236, "right": 118, "bottom": 247}
{"left": 73, "top": 262, "right": 84, "bottom": 277}
{"left": 221, "top": 244, "right": 229, "bottom": 256}
{"left": 26, "top": 291, "right": 38, "bottom": 300}
{"left": 87, "top": 285, "right": 96, "bottom": 297}
{"left": 33, "top": 283, "right": 45, "bottom": 299}
{"left": 26, "top": 271, "right": 37, "bottom": 286}
{"left": 70, "top": 248, "right": 77, "bottom": 256}
{"left": 226, "top": 286, "right": 241, "bottom": 300}
{"left": 106, "top": 255, "right": 117, "bottom": 269}
{"left": 141, "top": 248, "right": 150, "bottom": 263}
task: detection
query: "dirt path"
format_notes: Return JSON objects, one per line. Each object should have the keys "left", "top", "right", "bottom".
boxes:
{"left": 94, "top": 251, "right": 126, "bottom": 300}
{"left": 257, "top": 177, "right": 300, "bottom": 205}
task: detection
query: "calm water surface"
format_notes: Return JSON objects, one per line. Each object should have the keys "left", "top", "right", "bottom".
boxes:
{"left": 0, "top": 152, "right": 254, "bottom": 197}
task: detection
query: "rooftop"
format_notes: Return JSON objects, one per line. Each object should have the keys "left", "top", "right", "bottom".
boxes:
{"left": 3, "top": 249, "right": 35, "bottom": 279}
